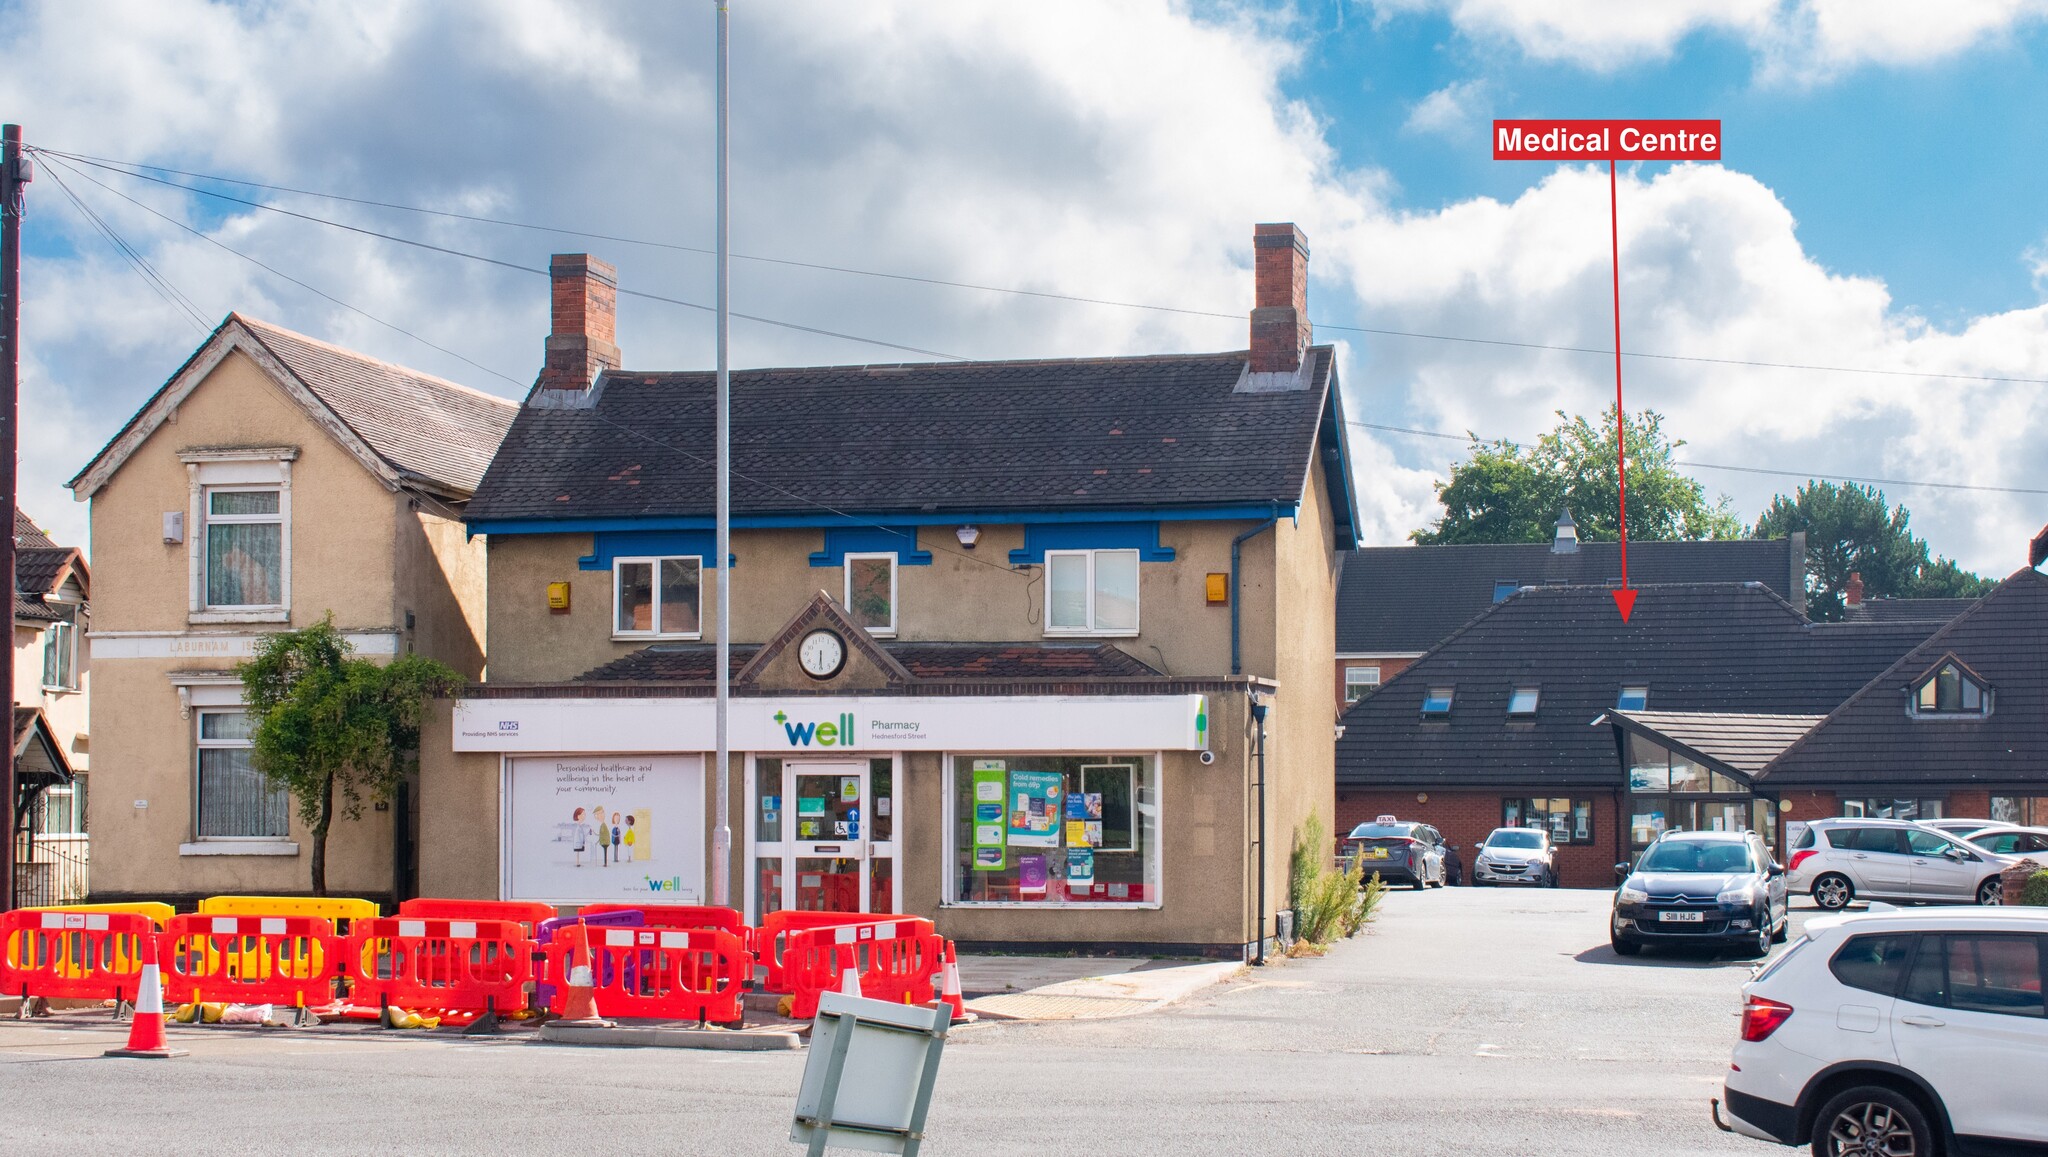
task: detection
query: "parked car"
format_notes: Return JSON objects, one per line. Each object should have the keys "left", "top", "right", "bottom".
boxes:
{"left": 1342, "top": 817, "right": 1445, "bottom": 889}
{"left": 1471, "top": 827, "right": 1557, "bottom": 887}
{"left": 1786, "top": 818, "right": 2014, "bottom": 910}
{"left": 1713, "top": 905, "right": 2048, "bottom": 1155}
{"left": 1610, "top": 830, "right": 1788, "bottom": 957}
{"left": 1961, "top": 824, "right": 2048, "bottom": 858}
{"left": 1922, "top": 817, "right": 1999, "bottom": 840}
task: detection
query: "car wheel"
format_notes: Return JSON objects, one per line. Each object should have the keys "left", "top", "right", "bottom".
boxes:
{"left": 1610, "top": 932, "right": 1640, "bottom": 957}
{"left": 1747, "top": 923, "right": 1772, "bottom": 958}
{"left": 1771, "top": 912, "right": 1789, "bottom": 944}
{"left": 1977, "top": 877, "right": 2003, "bottom": 906}
{"left": 1810, "top": 1086, "right": 1935, "bottom": 1157}
{"left": 1812, "top": 874, "right": 1853, "bottom": 911}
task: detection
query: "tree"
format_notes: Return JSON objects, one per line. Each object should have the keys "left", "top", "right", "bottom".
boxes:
{"left": 1752, "top": 481, "right": 1994, "bottom": 620}
{"left": 239, "top": 618, "right": 463, "bottom": 895}
{"left": 1412, "top": 407, "right": 1743, "bottom": 544}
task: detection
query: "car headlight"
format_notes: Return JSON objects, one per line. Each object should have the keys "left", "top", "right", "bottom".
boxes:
{"left": 1717, "top": 886, "right": 1756, "bottom": 904}
{"left": 1617, "top": 885, "right": 1648, "bottom": 904}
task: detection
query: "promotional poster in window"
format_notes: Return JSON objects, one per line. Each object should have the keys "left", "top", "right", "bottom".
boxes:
{"left": 507, "top": 754, "right": 705, "bottom": 902}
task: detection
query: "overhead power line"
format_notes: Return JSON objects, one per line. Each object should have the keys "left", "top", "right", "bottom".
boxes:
{"left": 37, "top": 145, "right": 2048, "bottom": 387}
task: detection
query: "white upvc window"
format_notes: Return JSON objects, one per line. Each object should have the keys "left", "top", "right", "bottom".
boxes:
{"left": 1343, "top": 665, "right": 1381, "bottom": 703}
{"left": 194, "top": 708, "right": 290, "bottom": 840}
{"left": 613, "top": 556, "right": 703, "bottom": 638}
{"left": 184, "top": 449, "right": 295, "bottom": 624}
{"left": 1044, "top": 549, "right": 1139, "bottom": 636}
{"left": 41, "top": 619, "right": 78, "bottom": 691}
{"left": 844, "top": 552, "right": 897, "bottom": 637}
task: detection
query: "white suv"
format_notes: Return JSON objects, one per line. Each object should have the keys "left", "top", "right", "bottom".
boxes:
{"left": 1714, "top": 906, "right": 2048, "bottom": 1155}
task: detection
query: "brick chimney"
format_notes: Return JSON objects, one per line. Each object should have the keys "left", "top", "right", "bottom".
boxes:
{"left": 1250, "top": 223, "right": 1311, "bottom": 373}
{"left": 539, "top": 253, "right": 620, "bottom": 393}
{"left": 1845, "top": 572, "right": 1865, "bottom": 607}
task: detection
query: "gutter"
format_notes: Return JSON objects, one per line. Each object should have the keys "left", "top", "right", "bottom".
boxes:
{"left": 1230, "top": 510, "right": 1281, "bottom": 675}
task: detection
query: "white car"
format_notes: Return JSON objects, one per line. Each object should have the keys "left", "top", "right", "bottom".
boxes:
{"left": 1470, "top": 827, "right": 1557, "bottom": 887}
{"left": 1786, "top": 818, "right": 2013, "bottom": 909}
{"left": 1714, "top": 905, "right": 2048, "bottom": 1155}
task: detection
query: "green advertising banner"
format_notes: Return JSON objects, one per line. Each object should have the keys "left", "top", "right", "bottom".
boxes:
{"left": 970, "top": 760, "right": 1007, "bottom": 871}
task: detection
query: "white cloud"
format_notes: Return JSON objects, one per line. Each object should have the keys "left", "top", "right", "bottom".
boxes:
{"left": 1403, "top": 79, "right": 1489, "bottom": 138}
{"left": 0, "top": 0, "right": 2038, "bottom": 574}
{"left": 1365, "top": 0, "right": 2048, "bottom": 80}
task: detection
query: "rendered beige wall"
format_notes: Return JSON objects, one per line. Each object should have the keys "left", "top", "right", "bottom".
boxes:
{"left": 393, "top": 503, "right": 489, "bottom": 677}
{"left": 415, "top": 701, "right": 501, "bottom": 899}
{"left": 485, "top": 520, "right": 1269, "bottom": 684}
{"left": 1260, "top": 455, "right": 1340, "bottom": 930}
{"left": 13, "top": 622, "right": 89, "bottom": 773}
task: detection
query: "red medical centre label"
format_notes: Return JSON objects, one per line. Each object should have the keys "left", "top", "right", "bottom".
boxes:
{"left": 1492, "top": 120, "right": 1720, "bottom": 162}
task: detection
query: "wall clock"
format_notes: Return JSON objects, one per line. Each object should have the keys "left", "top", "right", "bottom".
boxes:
{"left": 799, "top": 628, "right": 846, "bottom": 679}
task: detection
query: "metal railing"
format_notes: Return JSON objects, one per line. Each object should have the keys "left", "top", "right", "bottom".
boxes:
{"left": 12, "top": 832, "right": 89, "bottom": 908}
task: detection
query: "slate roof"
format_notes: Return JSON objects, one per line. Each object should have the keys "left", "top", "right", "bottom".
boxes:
{"left": 13, "top": 511, "right": 84, "bottom": 623}
{"left": 1756, "top": 568, "right": 2048, "bottom": 790}
{"left": 1608, "top": 711, "right": 1826, "bottom": 780}
{"left": 467, "top": 348, "right": 1342, "bottom": 524}
{"left": 1335, "top": 582, "right": 1936, "bottom": 790}
{"left": 576, "top": 641, "right": 1160, "bottom": 683}
{"left": 1336, "top": 538, "right": 1802, "bottom": 654}
{"left": 235, "top": 318, "right": 517, "bottom": 495}
{"left": 1843, "top": 597, "right": 1977, "bottom": 624}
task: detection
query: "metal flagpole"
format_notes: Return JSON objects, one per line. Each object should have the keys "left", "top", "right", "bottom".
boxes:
{"left": 710, "top": 2, "right": 733, "bottom": 907}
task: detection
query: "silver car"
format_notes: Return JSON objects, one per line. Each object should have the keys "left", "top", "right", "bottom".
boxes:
{"left": 1786, "top": 817, "right": 2014, "bottom": 909}
{"left": 1471, "top": 827, "right": 1558, "bottom": 887}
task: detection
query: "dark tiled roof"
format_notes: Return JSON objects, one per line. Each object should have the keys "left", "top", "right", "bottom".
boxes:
{"left": 1843, "top": 597, "right": 1977, "bottom": 623}
{"left": 468, "top": 349, "right": 1335, "bottom": 522}
{"left": 1335, "top": 582, "right": 1935, "bottom": 790}
{"left": 1758, "top": 569, "right": 2048, "bottom": 790}
{"left": 238, "top": 317, "right": 517, "bottom": 495}
{"left": 1336, "top": 539, "right": 1800, "bottom": 653}
{"left": 16, "top": 547, "right": 77, "bottom": 598}
{"left": 1609, "top": 711, "right": 1825, "bottom": 779}
{"left": 14, "top": 509, "right": 54, "bottom": 549}
{"left": 13, "top": 597, "right": 60, "bottom": 623}
{"left": 576, "top": 641, "right": 1160, "bottom": 682}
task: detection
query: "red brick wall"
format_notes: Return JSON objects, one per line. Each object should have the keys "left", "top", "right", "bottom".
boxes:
{"left": 1337, "top": 788, "right": 1622, "bottom": 889}
{"left": 1945, "top": 790, "right": 1991, "bottom": 821}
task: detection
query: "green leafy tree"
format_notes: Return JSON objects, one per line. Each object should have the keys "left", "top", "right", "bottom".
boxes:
{"left": 1753, "top": 481, "right": 1994, "bottom": 620}
{"left": 1412, "top": 407, "right": 1743, "bottom": 544}
{"left": 239, "top": 618, "right": 464, "bottom": 895}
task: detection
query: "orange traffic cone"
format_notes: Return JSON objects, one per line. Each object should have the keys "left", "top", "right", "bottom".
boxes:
{"left": 557, "top": 926, "right": 612, "bottom": 1027}
{"left": 938, "top": 943, "right": 967, "bottom": 1022}
{"left": 105, "top": 934, "right": 187, "bottom": 1059}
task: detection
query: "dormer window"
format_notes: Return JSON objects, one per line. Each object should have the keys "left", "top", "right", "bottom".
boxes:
{"left": 1909, "top": 659, "right": 1990, "bottom": 718}
{"left": 1420, "top": 686, "right": 1454, "bottom": 716}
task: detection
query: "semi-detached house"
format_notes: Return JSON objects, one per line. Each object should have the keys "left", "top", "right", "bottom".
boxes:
{"left": 420, "top": 224, "right": 1361, "bottom": 956}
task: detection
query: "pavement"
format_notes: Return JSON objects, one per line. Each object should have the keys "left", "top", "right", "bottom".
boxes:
{"left": 958, "top": 953, "right": 1245, "bottom": 1020}
{"left": 0, "top": 889, "right": 1846, "bottom": 1155}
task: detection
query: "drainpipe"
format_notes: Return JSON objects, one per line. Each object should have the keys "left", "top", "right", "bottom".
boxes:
{"left": 1230, "top": 513, "right": 1279, "bottom": 676}
{"left": 1250, "top": 692, "right": 1270, "bottom": 965}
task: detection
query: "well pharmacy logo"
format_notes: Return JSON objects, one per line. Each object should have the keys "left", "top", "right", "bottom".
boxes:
{"left": 642, "top": 876, "right": 687, "bottom": 893}
{"left": 773, "top": 710, "right": 858, "bottom": 748}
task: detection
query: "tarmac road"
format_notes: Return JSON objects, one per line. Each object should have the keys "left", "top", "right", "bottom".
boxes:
{"left": 0, "top": 889, "right": 1829, "bottom": 1156}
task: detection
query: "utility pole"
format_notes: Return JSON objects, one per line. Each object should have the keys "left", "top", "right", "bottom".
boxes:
{"left": 710, "top": 5, "right": 733, "bottom": 908}
{"left": 0, "top": 124, "right": 26, "bottom": 911}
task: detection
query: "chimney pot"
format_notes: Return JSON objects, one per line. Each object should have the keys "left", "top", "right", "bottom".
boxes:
{"left": 1845, "top": 571, "right": 1865, "bottom": 607}
{"left": 1249, "top": 223, "right": 1311, "bottom": 373}
{"left": 539, "top": 253, "right": 621, "bottom": 393}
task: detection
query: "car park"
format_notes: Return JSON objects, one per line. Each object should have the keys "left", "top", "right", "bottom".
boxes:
{"left": 1786, "top": 818, "right": 2014, "bottom": 910}
{"left": 1610, "top": 829, "right": 1788, "bottom": 957}
{"left": 1713, "top": 905, "right": 2048, "bottom": 1156}
{"left": 1342, "top": 816, "right": 1445, "bottom": 889}
{"left": 1471, "top": 827, "right": 1558, "bottom": 887}
{"left": 1960, "top": 824, "right": 2048, "bottom": 859}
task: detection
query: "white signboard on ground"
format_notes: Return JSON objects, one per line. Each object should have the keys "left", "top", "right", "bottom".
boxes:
{"left": 504, "top": 754, "right": 705, "bottom": 904}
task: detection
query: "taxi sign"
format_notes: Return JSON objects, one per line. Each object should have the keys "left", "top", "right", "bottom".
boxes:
{"left": 1375, "top": 814, "right": 1398, "bottom": 824}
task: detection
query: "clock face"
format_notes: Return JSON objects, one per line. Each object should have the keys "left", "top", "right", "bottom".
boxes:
{"left": 798, "top": 629, "right": 846, "bottom": 679}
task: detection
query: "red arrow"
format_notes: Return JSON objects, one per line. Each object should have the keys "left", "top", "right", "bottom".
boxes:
{"left": 1608, "top": 159, "right": 1636, "bottom": 624}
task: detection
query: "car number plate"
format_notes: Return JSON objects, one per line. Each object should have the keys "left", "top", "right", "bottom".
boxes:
{"left": 1368, "top": 848, "right": 1388, "bottom": 858}
{"left": 1658, "top": 911, "right": 1704, "bottom": 923}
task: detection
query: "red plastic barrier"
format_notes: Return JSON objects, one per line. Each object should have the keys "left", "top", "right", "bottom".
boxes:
{"left": 542, "top": 924, "right": 746, "bottom": 1026}
{"left": 579, "top": 904, "right": 749, "bottom": 954}
{"left": 756, "top": 912, "right": 900, "bottom": 993}
{"left": 782, "top": 918, "right": 944, "bottom": 1019}
{"left": 0, "top": 909, "right": 156, "bottom": 1004}
{"left": 397, "top": 899, "right": 557, "bottom": 934}
{"left": 347, "top": 918, "right": 532, "bottom": 1019}
{"left": 163, "top": 914, "right": 345, "bottom": 1011}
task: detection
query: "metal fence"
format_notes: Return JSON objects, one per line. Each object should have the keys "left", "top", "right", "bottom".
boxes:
{"left": 12, "top": 832, "right": 89, "bottom": 908}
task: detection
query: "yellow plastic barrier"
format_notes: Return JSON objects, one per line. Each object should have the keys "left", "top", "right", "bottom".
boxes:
{"left": 197, "top": 895, "right": 379, "bottom": 929}
{"left": 23, "top": 902, "right": 175, "bottom": 928}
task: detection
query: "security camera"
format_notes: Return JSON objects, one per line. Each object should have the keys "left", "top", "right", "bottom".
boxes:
{"left": 1198, "top": 750, "right": 1216, "bottom": 766}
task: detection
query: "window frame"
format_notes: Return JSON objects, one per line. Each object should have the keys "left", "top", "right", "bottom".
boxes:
{"left": 1908, "top": 660, "right": 1993, "bottom": 719}
{"left": 1616, "top": 685, "right": 1649, "bottom": 711}
{"left": 40, "top": 619, "right": 78, "bottom": 692}
{"left": 1042, "top": 548, "right": 1141, "bottom": 637}
{"left": 200, "top": 484, "right": 287, "bottom": 613}
{"left": 843, "top": 552, "right": 899, "bottom": 638}
{"left": 611, "top": 555, "right": 705, "bottom": 640}
{"left": 1492, "top": 580, "right": 1519, "bottom": 603}
{"left": 1503, "top": 797, "right": 1594, "bottom": 844}
{"left": 1420, "top": 686, "right": 1455, "bottom": 716}
{"left": 1506, "top": 686, "right": 1541, "bottom": 716}
{"left": 1342, "top": 665, "right": 1382, "bottom": 703}
{"left": 192, "top": 706, "right": 290, "bottom": 843}
{"left": 942, "top": 752, "right": 1161, "bottom": 909}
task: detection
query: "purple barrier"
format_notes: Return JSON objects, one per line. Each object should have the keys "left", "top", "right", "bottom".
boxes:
{"left": 533, "top": 910, "right": 644, "bottom": 1009}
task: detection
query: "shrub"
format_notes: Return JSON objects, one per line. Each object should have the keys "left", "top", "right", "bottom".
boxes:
{"left": 2021, "top": 870, "right": 2048, "bottom": 907}
{"left": 1289, "top": 815, "right": 1385, "bottom": 947}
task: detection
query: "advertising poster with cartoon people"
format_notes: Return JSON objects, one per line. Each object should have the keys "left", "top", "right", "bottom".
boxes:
{"left": 507, "top": 755, "right": 705, "bottom": 903}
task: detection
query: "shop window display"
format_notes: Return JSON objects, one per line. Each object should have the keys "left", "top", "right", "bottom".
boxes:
{"left": 950, "top": 754, "right": 1157, "bottom": 906}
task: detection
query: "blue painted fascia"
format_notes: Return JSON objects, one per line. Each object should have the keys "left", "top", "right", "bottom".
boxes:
{"left": 807, "top": 526, "right": 933, "bottom": 568}
{"left": 1007, "top": 522, "right": 1177, "bottom": 566}
{"left": 471, "top": 502, "right": 1296, "bottom": 539}
{"left": 578, "top": 529, "right": 736, "bottom": 572}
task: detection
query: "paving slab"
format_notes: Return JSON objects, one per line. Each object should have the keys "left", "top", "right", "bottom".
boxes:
{"left": 958, "top": 956, "right": 1242, "bottom": 1021}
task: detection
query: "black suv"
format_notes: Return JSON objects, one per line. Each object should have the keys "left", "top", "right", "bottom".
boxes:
{"left": 1609, "top": 830, "right": 1788, "bottom": 957}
